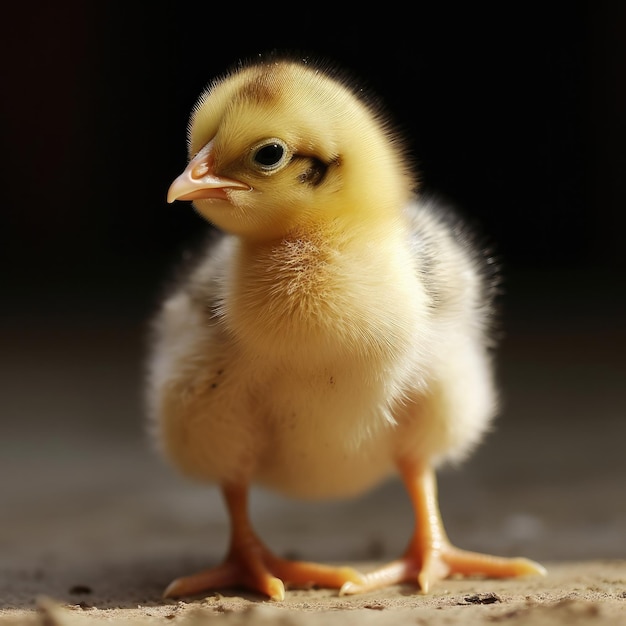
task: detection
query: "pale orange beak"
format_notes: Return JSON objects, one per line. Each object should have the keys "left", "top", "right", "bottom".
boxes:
{"left": 167, "top": 140, "right": 251, "bottom": 203}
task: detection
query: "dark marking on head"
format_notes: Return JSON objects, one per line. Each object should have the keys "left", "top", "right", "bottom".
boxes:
{"left": 296, "top": 155, "right": 339, "bottom": 186}
{"left": 239, "top": 67, "right": 284, "bottom": 105}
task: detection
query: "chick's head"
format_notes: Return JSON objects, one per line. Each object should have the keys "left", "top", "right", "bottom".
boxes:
{"left": 168, "top": 59, "right": 414, "bottom": 240}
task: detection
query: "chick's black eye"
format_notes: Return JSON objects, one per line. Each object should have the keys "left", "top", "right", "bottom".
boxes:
{"left": 255, "top": 143, "right": 284, "bottom": 166}
{"left": 251, "top": 139, "right": 290, "bottom": 171}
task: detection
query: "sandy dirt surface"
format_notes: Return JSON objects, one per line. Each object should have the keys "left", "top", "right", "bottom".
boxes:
{"left": 1, "top": 562, "right": 625, "bottom": 625}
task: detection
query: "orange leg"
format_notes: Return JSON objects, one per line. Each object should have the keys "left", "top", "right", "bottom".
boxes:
{"left": 164, "top": 484, "right": 364, "bottom": 601}
{"left": 341, "top": 461, "right": 546, "bottom": 595}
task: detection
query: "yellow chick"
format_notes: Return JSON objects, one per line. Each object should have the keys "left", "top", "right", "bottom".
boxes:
{"left": 147, "top": 56, "right": 545, "bottom": 601}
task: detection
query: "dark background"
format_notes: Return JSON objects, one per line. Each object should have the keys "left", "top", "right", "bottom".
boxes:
{"left": 3, "top": 3, "right": 625, "bottom": 309}
{"left": 1, "top": 3, "right": 625, "bottom": 593}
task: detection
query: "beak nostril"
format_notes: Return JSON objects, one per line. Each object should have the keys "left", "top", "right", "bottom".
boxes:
{"left": 192, "top": 162, "right": 210, "bottom": 179}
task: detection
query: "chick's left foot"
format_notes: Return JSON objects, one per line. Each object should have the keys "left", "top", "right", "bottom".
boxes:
{"left": 341, "top": 461, "right": 546, "bottom": 596}
{"left": 340, "top": 542, "right": 546, "bottom": 596}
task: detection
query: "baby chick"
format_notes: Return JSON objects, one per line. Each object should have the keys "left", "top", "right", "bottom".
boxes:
{"left": 147, "top": 56, "right": 545, "bottom": 601}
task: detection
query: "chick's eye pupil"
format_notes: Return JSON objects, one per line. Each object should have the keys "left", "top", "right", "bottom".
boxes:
{"left": 255, "top": 143, "right": 284, "bottom": 167}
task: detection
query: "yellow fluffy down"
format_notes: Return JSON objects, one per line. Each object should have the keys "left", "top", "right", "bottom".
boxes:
{"left": 147, "top": 57, "right": 497, "bottom": 500}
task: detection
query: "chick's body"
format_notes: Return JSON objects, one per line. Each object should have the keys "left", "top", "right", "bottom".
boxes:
{"left": 151, "top": 202, "right": 492, "bottom": 499}
{"left": 148, "top": 58, "right": 543, "bottom": 601}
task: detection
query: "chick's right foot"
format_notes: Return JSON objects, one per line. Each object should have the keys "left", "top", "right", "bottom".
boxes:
{"left": 163, "top": 540, "right": 364, "bottom": 601}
